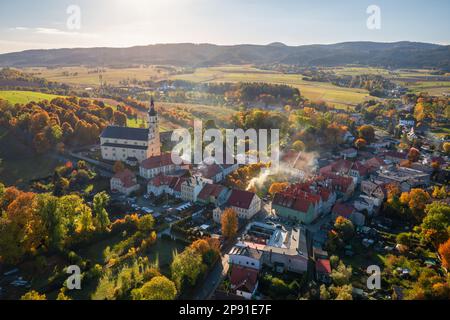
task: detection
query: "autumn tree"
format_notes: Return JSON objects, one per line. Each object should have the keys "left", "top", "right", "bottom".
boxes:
{"left": 354, "top": 138, "right": 367, "bottom": 150}
{"left": 357, "top": 125, "right": 375, "bottom": 143}
{"left": 407, "top": 147, "right": 420, "bottom": 162}
{"left": 420, "top": 202, "right": 450, "bottom": 246}
{"left": 268, "top": 182, "right": 289, "bottom": 196}
{"left": 400, "top": 188, "right": 431, "bottom": 221}
{"left": 221, "top": 208, "right": 238, "bottom": 239}
{"left": 443, "top": 142, "right": 450, "bottom": 155}
{"left": 21, "top": 290, "right": 47, "bottom": 300}
{"left": 334, "top": 216, "right": 354, "bottom": 241}
{"left": 113, "top": 111, "right": 127, "bottom": 126}
{"left": 438, "top": 239, "right": 450, "bottom": 269}
{"left": 113, "top": 161, "right": 125, "bottom": 173}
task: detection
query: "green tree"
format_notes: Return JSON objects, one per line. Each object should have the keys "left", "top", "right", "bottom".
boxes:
{"left": 171, "top": 247, "right": 204, "bottom": 290}
{"left": 93, "top": 191, "right": 111, "bottom": 231}
{"left": 133, "top": 276, "right": 177, "bottom": 300}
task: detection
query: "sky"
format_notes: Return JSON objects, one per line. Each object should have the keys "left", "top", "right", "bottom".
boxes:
{"left": 0, "top": 0, "right": 449, "bottom": 53}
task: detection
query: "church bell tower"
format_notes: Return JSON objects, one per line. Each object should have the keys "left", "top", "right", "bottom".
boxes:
{"left": 147, "top": 97, "right": 161, "bottom": 158}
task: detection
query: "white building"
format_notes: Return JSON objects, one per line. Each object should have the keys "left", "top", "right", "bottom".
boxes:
{"left": 110, "top": 169, "right": 140, "bottom": 196}
{"left": 100, "top": 98, "right": 161, "bottom": 164}
{"left": 181, "top": 176, "right": 205, "bottom": 202}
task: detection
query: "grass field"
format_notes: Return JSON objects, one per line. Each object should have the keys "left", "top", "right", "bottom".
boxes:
{"left": 0, "top": 90, "right": 62, "bottom": 104}
{"left": 21, "top": 65, "right": 176, "bottom": 87}
{"left": 171, "top": 65, "right": 372, "bottom": 109}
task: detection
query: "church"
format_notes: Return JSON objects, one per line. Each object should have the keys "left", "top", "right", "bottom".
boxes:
{"left": 100, "top": 98, "right": 161, "bottom": 165}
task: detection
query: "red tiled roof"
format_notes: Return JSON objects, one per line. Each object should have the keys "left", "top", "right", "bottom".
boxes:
{"left": 351, "top": 161, "right": 369, "bottom": 176}
{"left": 382, "top": 151, "right": 406, "bottom": 160}
{"left": 227, "top": 189, "right": 257, "bottom": 210}
{"left": 365, "top": 157, "right": 385, "bottom": 170}
{"left": 141, "top": 153, "right": 178, "bottom": 170}
{"left": 194, "top": 164, "right": 222, "bottom": 179}
{"left": 316, "top": 259, "right": 331, "bottom": 274}
{"left": 332, "top": 203, "right": 354, "bottom": 218}
{"left": 113, "top": 169, "right": 137, "bottom": 188}
{"left": 148, "top": 174, "right": 177, "bottom": 187}
{"left": 273, "top": 192, "right": 315, "bottom": 213}
{"left": 229, "top": 265, "right": 258, "bottom": 293}
{"left": 198, "top": 184, "right": 227, "bottom": 200}
{"left": 321, "top": 173, "right": 353, "bottom": 192}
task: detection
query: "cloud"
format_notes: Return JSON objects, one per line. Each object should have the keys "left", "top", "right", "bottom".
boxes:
{"left": 10, "top": 26, "right": 97, "bottom": 38}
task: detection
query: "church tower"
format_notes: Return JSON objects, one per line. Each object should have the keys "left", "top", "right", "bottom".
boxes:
{"left": 146, "top": 97, "right": 161, "bottom": 158}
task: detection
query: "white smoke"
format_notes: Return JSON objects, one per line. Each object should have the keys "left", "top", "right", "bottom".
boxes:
{"left": 246, "top": 151, "right": 319, "bottom": 191}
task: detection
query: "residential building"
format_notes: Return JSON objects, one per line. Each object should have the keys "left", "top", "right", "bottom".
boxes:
{"left": 226, "top": 189, "right": 261, "bottom": 220}
{"left": 197, "top": 183, "right": 230, "bottom": 206}
{"left": 228, "top": 245, "right": 263, "bottom": 270}
{"left": 139, "top": 152, "right": 183, "bottom": 179}
{"left": 181, "top": 176, "right": 205, "bottom": 202}
{"left": 110, "top": 169, "right": 140, "bottom": 196}
{"left": 238, "top": 222, "right": 309, "bottom": 273}
{"left": 229, "top": 265, "right": 259, "bottom": 300}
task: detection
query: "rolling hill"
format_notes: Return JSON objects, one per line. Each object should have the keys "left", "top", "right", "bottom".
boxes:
{"left": 0, "top": 41, "right": 449, "bottom": 71}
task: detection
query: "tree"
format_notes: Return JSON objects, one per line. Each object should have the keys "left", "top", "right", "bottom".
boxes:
{"left": 443, "top": 142, "right": 450, "bottom": 155}
{"left": 432, "top": 186, "right": 447, "bottom": 199}
{"left": 420, "top": 202, "right": 450, "bottom": 246}
{"left": 292, "top": 140, "right": 305, "bottom": 152}
{"left": 56, "top": 288, "right": 72, "bottom": 300}
{"left": 334, "top": 216, "right": 354, "bottom": 241}
{"left": 21, "top": 290, "right": 47, "bottom": 300}
{"left": 93, "top": 192, "right": 111, "bottom": 231}
{"left": 354, "top": 138, "right": 367, "bottom": 150}
{"left": 113, "top": 161, "right": 125, "bottom": 173}
{"left": 171, "top": 247, "right": 204, "bottom": 290}
{"left": 400, "top": 188, "right": 430, "bottom": 221}
{"left": 357, "top": 125, "right": 375, "bottom": 143}
{"left": 133, "top": 276, "right": 177, "bottom": 300}
{"left": 331, "top": 261, "right": 352, "bottom": 286}
{"left": 113, "top": 111, "right": 127, "bottom": 126}
{"left": 221, "top": 208, "right": 238, "bottom": 239}
{"left": 268, "top": 182, "right": 289, "bottom": 195}
{"left": 438, "top": 239, "right": 450, "bottom": 269}
{"left": 407, "top": 147, "right": 420, "bottom": 162}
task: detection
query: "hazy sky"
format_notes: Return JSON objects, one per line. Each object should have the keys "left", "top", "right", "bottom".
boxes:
{"left": 0, "top": 0, "right": 449, "bottom": 53}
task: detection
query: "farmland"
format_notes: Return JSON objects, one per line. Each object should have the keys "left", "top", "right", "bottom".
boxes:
{"left": 171, "top": 65, "right": 372, "bottom": 109}
{"left": 20, "top": 65, "right": 178, "bottom": 87}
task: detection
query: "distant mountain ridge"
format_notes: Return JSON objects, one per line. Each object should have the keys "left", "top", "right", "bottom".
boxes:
{"left": 0, "top": 41, "right": 449, "bottom": 70}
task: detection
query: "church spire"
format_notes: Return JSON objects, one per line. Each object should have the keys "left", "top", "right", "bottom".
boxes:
{"left": 149, "top": 97, "right": 157, "bottom": 116}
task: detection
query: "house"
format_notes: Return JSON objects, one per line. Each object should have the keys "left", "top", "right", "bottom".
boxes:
{"left": 100, "top": 98, "right": 161, "bottom": 163}
{"left": 349, "top": 161, "right": 369, "bottom": 183}
{"left": 110, "top": 169, "right": 140, "bottom": 196}
{"left": 316, "top": 259, "right": 332, "bottom": 284}
{"left": 363, "top": 157, "right": 386, "bottom": 173}
{"left": 197, "top": 184, "right": 230, "bottom": 206}
{"left": 147, "top": 174, "right": 178, "bottom": 197}
{"left": 340, "top": 148, "right": 358, "bottom": 160}
{"left": 320, "top": 173, "right": 355, "bottom": 200}
{"left": 228, "top": 245, "right": 263, "bottom": 270}
{"left": 361, "top": 180, "right": 386, "bottom": 201}
{"left": 181, "top": 176, "right": 206, "bottom": 202}
{"left": 193, "top": 164, "right": 223, "bottom": 184}
{"left": 353, "top": 196, "right": 376, "bottom": 215}
{"left": 342, "top": 131, "right": 355, "bottom": 143}
{"left": 229, "top": 265, "right": 259, "bottom": 300}
{"left": 226, "top": 189, "right": 261, "bottom": 220}
{"left": 319, "top": 159, "right": 353, "bottom": 176}
{"left": 271, "top": 183, "right": 335, "bottom": 224}
{"left": 239, "top": 222, "right": 309, "bottom": 273}
{"left": 139, "top": 153, "right": 183, "bottom": 179}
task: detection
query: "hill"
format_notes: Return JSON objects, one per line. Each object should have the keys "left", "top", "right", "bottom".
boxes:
{"left": 0, "top": 42, "right": 449, "bottom": 71}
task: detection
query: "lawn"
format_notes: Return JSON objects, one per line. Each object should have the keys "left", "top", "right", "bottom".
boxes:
{"left": 0, "top": 90, "right": 62, "bottom": 104}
